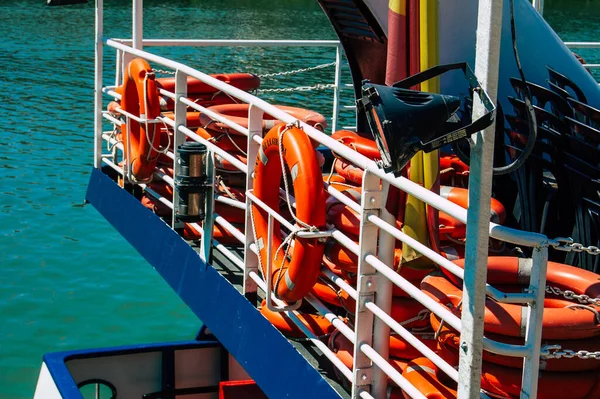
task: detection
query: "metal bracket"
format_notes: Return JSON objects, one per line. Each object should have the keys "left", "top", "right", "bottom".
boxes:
{"left": 354, "top": 367, "right": 373, "bottom": 386}
{"left": 362, "top": 190, "right": 382, "bottom": 210}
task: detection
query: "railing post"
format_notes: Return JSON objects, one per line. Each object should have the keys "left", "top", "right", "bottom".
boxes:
{"left": 243, "top": 105, "right": 264, "bottom": 304}
{"left": 201, "top": 153, "right": 215, "bottom": 262}
{"left": 172, "top": 70, "right": 188, "bottom": 230}
{"left": 457, "top": 0, "right": 503, "bottom": 397}
{"left": 94, "top": 0, "right": 103, "bottom": 170}
{"left": 331, "top": 43, "right": 343, "bottom": 133}
{"left": 351, "top": 170, "right": 381, "bottom": 399}
{"left": 520, "top": 246, "right": 548, "bottom": 399}
{"left": 370, "top": 181, "right": 395, "bottom": 399}
{"left": 532, "top": 0, "right": 544, "bottom": 15}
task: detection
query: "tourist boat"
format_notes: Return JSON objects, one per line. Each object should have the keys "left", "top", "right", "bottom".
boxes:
{"left": 33, "top": 0, "right": 600, "bottom": 398}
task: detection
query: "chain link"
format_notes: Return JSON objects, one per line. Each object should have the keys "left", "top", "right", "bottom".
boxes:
{"left": 545, "top": 285, "right": 600, "bottom": 306}
{"left": 541, "top": 345, "right": 600, "bottom": 360}
{"left": 257, "top": 62, "right": 336, "bottom": 78}
{"left": 549, "top": 237, "right": 600, "bottom": 255}
{"left": 152, "top": 68, "right": 175, "bottom": 75}
{"left": 255, "top": 83, "right": 336, "bottom": 94}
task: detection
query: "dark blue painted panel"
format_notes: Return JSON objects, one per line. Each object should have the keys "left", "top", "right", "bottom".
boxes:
{"left": 85, "top": 168, "right": 342, "bottom": 399}
{"left": 43, "top": 341, "right": 220, "bottom": 399}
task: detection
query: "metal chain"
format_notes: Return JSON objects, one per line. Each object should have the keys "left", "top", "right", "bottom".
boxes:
{"left": 255, "top": 83, "right": 336, "bottom": 94}
{"left": 257, "top": 62, "right": 336, "bottom": 78}
{"left": 549, "top": 237, "right": 600, "bottom": 255}
{"left": 153, "top": 68, "right": 175, "bottom": 75}
{"left": 545, "top": 285, "right": 600, "bottom": 306}
{"left": 541, "top": 345, "right": 600, "bottom": 360}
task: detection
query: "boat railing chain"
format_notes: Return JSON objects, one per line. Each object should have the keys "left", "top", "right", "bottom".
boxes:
{"left": 545, "top": 285, "right": 600, "bottom": 306}
{"left": 541, "top": 345, "right": 600, "bottom": 360}
{"left": 549, "top": 237, "right": 600, "bottom": 255}
{"left": 256, "top": 61, "right": 336, "bottom": 78}
{"left": 255, "top": 83, "right": 336, "bottom": 94}
{"left": 153, "top": 68, "right": 175, "bottom": 75}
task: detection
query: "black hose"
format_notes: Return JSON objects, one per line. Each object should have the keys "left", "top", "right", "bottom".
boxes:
{"left": 453, "top": 0, "right": 538, "bottom": 175}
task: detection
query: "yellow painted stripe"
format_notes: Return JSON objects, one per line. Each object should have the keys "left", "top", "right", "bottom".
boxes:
{"left": 402, "top": 0, "right": 440, "bottom": 263}
{"left": 388, "top": 0, "right": 406, "bottom": 16}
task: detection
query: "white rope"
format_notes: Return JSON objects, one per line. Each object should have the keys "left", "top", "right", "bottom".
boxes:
{"left": 142, "top": 71, "right": 171, "bottom": 161}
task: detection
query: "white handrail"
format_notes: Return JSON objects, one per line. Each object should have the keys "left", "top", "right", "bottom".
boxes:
{"left": 97, "top": 36, "right": 552, "bottom": 399}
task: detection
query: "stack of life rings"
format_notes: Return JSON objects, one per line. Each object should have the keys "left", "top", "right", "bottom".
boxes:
{"left": 251, "top": 129, "right": 600, "bottom": 398}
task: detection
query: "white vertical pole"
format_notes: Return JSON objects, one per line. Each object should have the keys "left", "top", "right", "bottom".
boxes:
{"left": 457, "top": 1, "right": 503, "bottom": 398}
{"left": 132, "top": 0, "right": 143, "bottom": 50}
{"left": 172, "top": 70, "right": 188, "bottom": 229}
{"left": 520, "top": 247, "right": 548, "bottom": 399}
{"left": 243, "top": 105, "right": 263, "bottom": 303}
{"left": 331, "top": 43, "right": 343, "bottom": 133}
{"left": 370, "top": 182, "right": 394, "bottom": 399}
{"left": 351, "top": 171, "right": 381, "bottom": 399}
{"left": 532, "top": 0, "right": 544, "bottom": 15}
{"left": 94, "top": 0, "right": 103, "bottom": 169}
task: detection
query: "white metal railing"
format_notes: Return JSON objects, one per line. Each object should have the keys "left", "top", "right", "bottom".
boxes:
{"left": 92, "top": 0, "right": 554, "bottom": 396}
{"left": 95, "top": 38, "right": 552, "bottom": 399}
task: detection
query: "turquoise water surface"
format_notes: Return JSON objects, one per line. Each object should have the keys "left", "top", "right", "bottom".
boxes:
{"left": 0, "top": 1, "right": 598, "bottom": 398}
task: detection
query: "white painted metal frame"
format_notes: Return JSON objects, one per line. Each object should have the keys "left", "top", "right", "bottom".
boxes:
{"left": 93, "top": 1, "right": 552, "bottom": 398}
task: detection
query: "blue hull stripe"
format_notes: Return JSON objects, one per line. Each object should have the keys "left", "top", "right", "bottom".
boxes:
{"left": 85, "top": 168, "right": 342, "bottom": 399}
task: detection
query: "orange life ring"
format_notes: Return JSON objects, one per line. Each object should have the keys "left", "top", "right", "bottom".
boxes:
{"left": 430, "top": 312, "right": 600, "bottom": 371}
{"left": 121, "top": 58, "right": 163, "bottom": 181}
{"left": 156, "top": 72, "right": 260, "bottom": 95}
{"left": 331, "top": 130, "right": 381, "bottom": 160}
{"left": 328, "top": 330, "right": 410, "bottom": 394}
{"left": 183, "top": 221, "right": 245, "bottom": 245}
{"left": 422, "top": 258, "right": 600, "bottom": 339}
{"left": 196, "top": 127, "right": 248, "bottom": 153}
{"left": 214, "top": 152, "right": 247, "bottom": 172}
{"left": 401, "top": 357, "right": 457, "bottom": 399}
{"left": 438, "top": 186, "right": 506, "bottom": 240}
{"left": 437, "top": 345, "right": 600, "bottom": 399}
{"left": 251, "top": 124, "right": 327, "bottom": 301}
{"left": 200, "top": 104, "right": 327, "bottom": 135}
{"left": 259, "top": 299, "right": 337, "bottom": 338}
{"left": 311, "top": 279, "right": 343, "bottom": 308}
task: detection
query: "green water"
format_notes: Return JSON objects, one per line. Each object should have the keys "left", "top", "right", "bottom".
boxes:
{"left": 0, "top": 1, "right": 598, "bottom": 398}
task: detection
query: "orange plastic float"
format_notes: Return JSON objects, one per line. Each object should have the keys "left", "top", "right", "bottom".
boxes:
{"left": 331, "top": 130, "right": 381, "bottom": 160}
{"left": 437, "top": 346, "right": 600, "bottom": 399}
{"left": 259, "top": 299, "right": 337, "bottom": 338}
{"left": 120, "top": 58, "right": 163, "bottom": 181}
{"left": 401, "top": 357, "right": 456, "bottom": 399}
{"left": 423, "top": 258, "right": 600, "bottom": 340}
{"left": 430, "top": 312, "right": 600, "bottom": 371}
{"left": 200, "top": 104, "right": 327, "bottom": 135}
{"left": 251, "top": 124, "right": 327, "bottom": 301}
{"left": 156, "top": 72, "right": 260, "bottom": 94}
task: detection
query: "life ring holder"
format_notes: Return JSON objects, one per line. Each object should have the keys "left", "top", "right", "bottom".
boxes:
{"left": 248, "top": 121, "right": 329, "bottom": 311}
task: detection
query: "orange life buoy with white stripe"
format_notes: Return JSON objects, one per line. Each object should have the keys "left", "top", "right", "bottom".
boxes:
{"left": 201, "top": 104, "right": 327, "bottom": 135}
{"left": 438, "top": 186, "right": 506, "bottom": 240}
{"left": 259, "top": 299, "right": 337, "bottom": 338}
{"left": 423, "top": 257, "right": 600, "bottom": 340}
{"left": 401, "top": 357, "right": 456, "bottom": 399}
{"left": 331, "top": 130, "right": 381, "bottom": 160}
{"left": 437, "top": 345, "right": 600, "bottom": 399}
{"left": 251, "top": 124, "right": 327, "bottom": 301}
{"left": 431, "top": 312, "right": 600, "bottom": 371}
{"left": 121, "top": 58, "right": 162, "bottom": 181}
